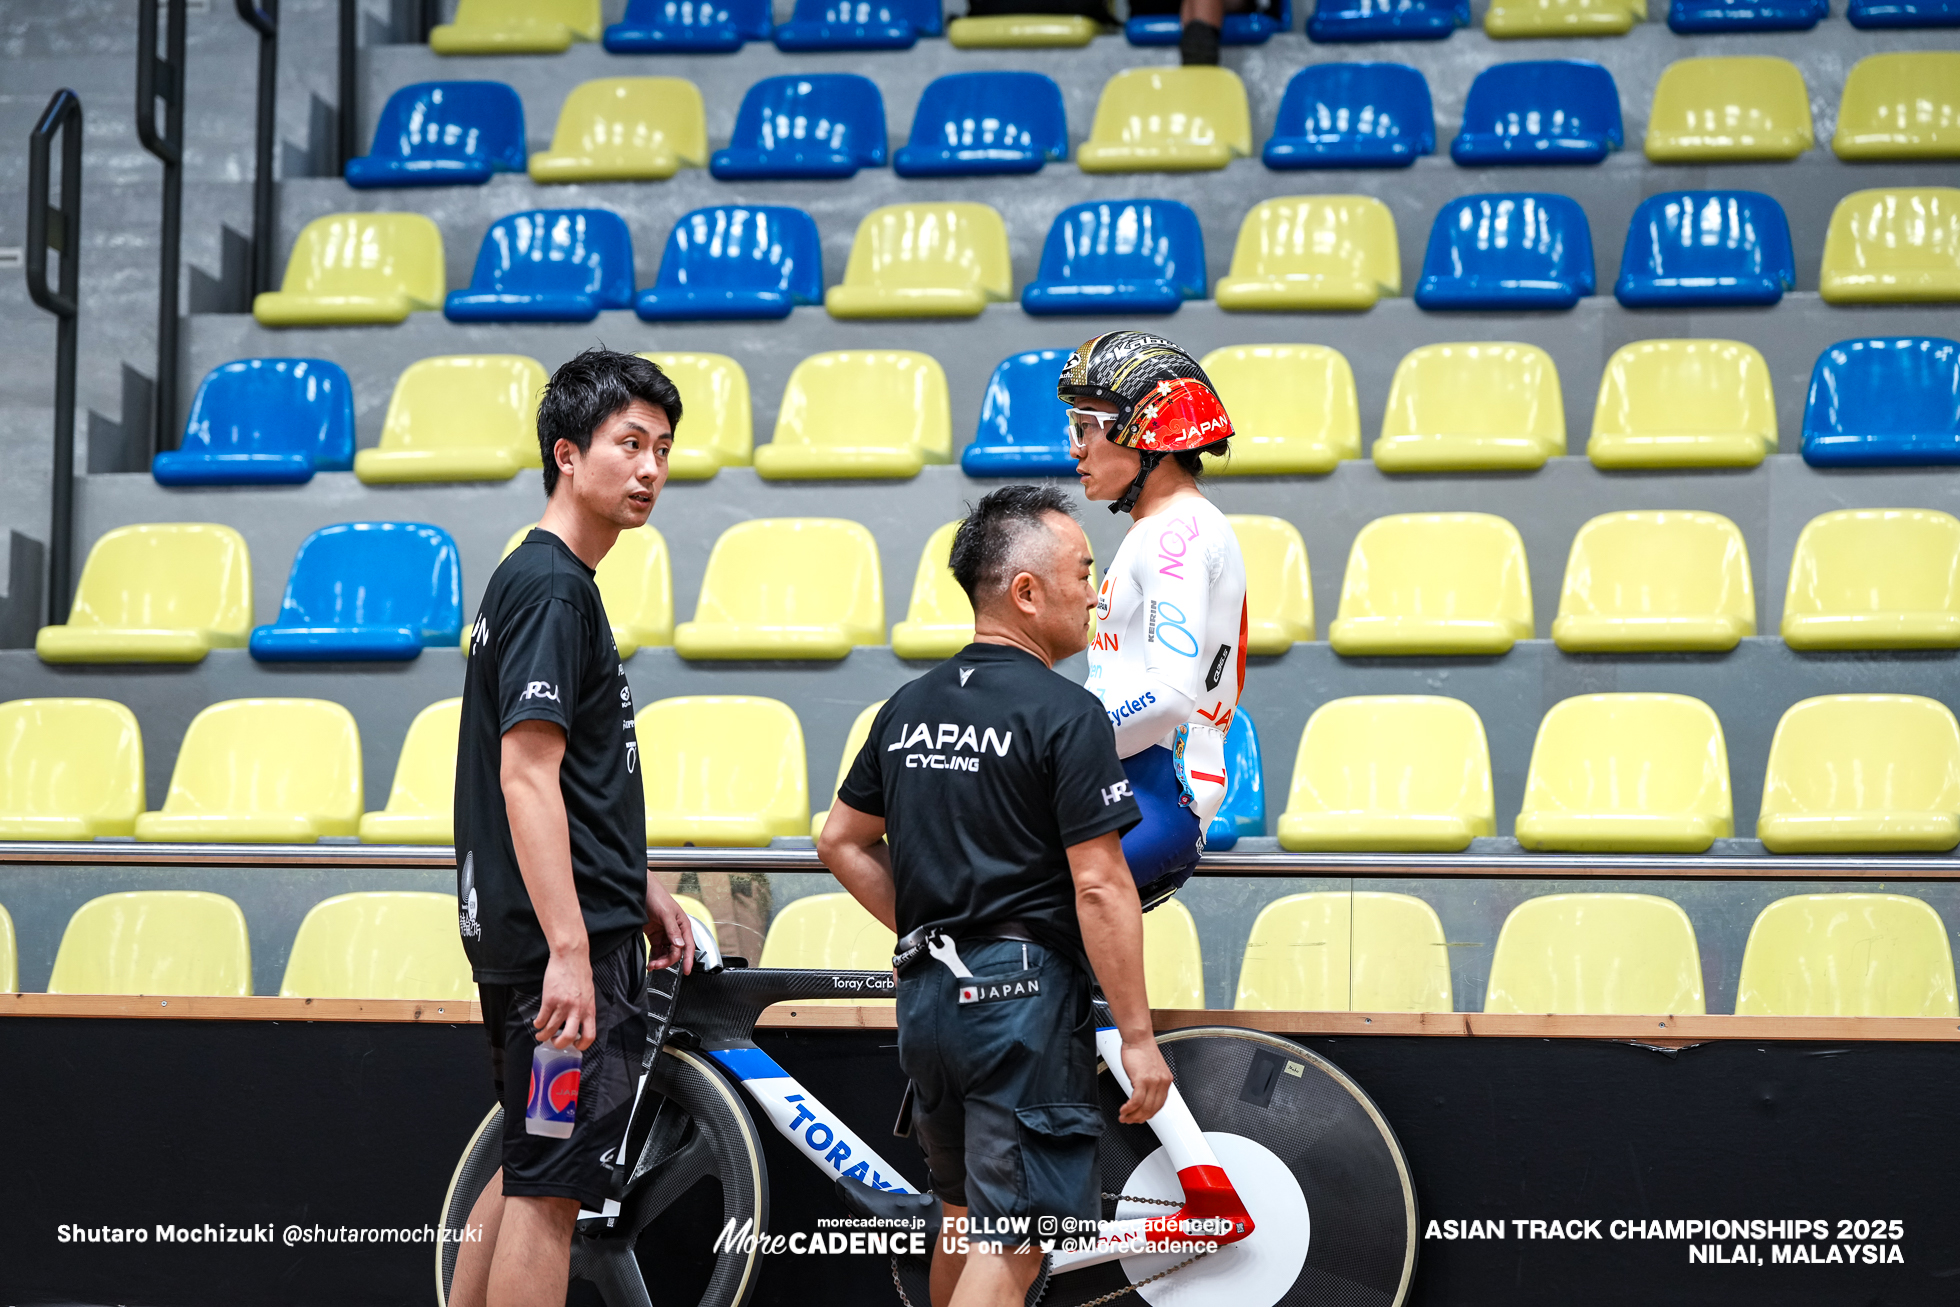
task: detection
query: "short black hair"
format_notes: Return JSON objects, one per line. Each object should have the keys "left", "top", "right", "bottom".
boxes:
{"left": 536, "top": 348, "right": 682, "bottom": 496}
{"left": 949, "top": 484, "right": 1078, "bottom": 605}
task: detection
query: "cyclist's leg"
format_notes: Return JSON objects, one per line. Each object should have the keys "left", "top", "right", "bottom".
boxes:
{"left": 941, "top": 1210, "right": 1042, "bottom": 1307}
{"left": 448, "top": 1170, "right": 505, "bottom": 1307}
{"left": 488, "top": 1196, "right": 580, "bottom": 1306}
{"left": 1118, "top": 745, "right": 1203, "bottom": 909}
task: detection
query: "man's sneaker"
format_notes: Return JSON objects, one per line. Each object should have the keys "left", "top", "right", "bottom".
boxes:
{"left": 1180, "top": 19, "right": 1220, "bottom": 65}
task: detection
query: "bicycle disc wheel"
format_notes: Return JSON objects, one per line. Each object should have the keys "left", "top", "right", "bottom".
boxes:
{"left": 436, "top": 1045, "right": 769, "bottom": 1307}
{"left": 1041, "top": 1028, "right": 1417, "bottom": 1307}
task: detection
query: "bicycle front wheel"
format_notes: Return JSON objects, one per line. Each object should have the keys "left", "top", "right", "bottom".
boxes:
{"left": 435, "top": 1044, "right": 770, "bottom": 1307}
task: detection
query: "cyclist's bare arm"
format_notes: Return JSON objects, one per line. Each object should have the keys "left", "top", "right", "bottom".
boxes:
{"left": 1069, "top": 831, "right": 1172, "bottom": 1124}
{"left": 502, "top": 719, "right": 594, "bottom": 1051}
{"left": 817, "top": 799, "right": 897, "bottom": 934}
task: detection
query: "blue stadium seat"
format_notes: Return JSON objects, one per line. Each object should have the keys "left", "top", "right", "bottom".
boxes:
{"left": 1848, "top": 0, "right": 1960, "bottom": 25}
{"left": 153, "top": 359, "right": 354, "bottom": 487}
{"left": 1803, "top": 338, "right": 1960, "bottom": 467}
{"left": 1451, "top": 61, "right": 1623, "bottom": 166}
{"left": 443, "top": 209, "right": 635, "bottom": 324}
{"left": 773, "top": 0, "right": 941, "bottom": 49}
{"left": 1205, "top": 709, "right": 1266, "bottom": 850}
{"left": 961, "top": 349, "right": 1078, "bottom": 477}
{"left": 1128, "top": 0, "right": 1291, "bottom": 44}
{"left": 1415, "top": 194, "right": 1595, "bottom": 311}
{"left": 1263, "top": 62, "right": 1434, "bottom": 169}
{"left": 1614, "top": 191, "right": 1796, "bottom": 309}
{"left": 1307, "top": 0, "right": 1468, "bottom": 42}
{"left": 249, "top": 523, "right": 463, "bottom": 663}
{"left": 1021, "top": 200, "right": 1206, "bottom": 316}
{"left": 343, "top": 82, "right": 525, "bottom": 189}
{"left": 1668, "top": 0, "right": 1825, "bottom": 30}
{"left": 635, "top": 205, "right": 824, "bottom": 321}
{"left": 894, "top": 72, "right": 1069, "bottom": 178}
{"left": 711, "top": 75, "right": 887, "bottom": 180}
{"left": 604, "top": 0, "right": 772, "bottom": 50}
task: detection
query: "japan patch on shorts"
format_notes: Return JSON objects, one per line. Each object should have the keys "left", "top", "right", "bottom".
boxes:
{"left": 958, "top": 970, "right": 1043, "bottom": 1005}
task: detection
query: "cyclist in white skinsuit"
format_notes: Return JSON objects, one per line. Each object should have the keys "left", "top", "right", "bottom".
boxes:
{"left": 1058, "top": 332, "right": 1248, "bottom": 909}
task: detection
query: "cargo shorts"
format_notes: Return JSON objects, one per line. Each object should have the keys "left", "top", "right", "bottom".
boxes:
{"left": 896, "top": 938, "right": 1102, "bottom": 1228}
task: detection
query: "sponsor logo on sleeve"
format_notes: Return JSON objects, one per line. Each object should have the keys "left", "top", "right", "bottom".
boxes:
{"left": 520, "top": 681, "right": 560, "bottom": 703}
{"left": 1101, "top": 779, "right": 1133, "bottom": 806}
{"left": 1206, "top": 643, "right": 1229, "bottom": 692}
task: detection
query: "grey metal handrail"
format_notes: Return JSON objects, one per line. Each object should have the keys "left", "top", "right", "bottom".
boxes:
{"left": 235, "top": 0, "right": 279, "bottom": 297}
{"left": 136, "top": 0, "right": 187, "bottom": 456}
{"left": 26, "top": 89, "right": 82, "bottom": 626}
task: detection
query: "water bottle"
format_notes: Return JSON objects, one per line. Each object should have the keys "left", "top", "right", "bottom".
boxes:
{"left": 526, "top": 1041, "right": 582, "bottom": 1138}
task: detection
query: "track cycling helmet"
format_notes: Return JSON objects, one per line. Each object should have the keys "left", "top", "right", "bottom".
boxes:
{"left": 1056, "top": 331, "right": 1234, "bottom": 514}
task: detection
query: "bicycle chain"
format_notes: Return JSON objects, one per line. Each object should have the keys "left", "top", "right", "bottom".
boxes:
{"left": 1102, "top": 1192, "right": 1181, "bottom": 1207}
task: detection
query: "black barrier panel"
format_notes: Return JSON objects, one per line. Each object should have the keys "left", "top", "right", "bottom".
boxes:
{"left": 2, "top": 1020, "right": 1957, "bottom": 1305}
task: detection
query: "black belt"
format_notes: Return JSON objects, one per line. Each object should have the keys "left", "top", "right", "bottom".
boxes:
{"left": 893, "top": 919, "right": 1039, "bottom": 972}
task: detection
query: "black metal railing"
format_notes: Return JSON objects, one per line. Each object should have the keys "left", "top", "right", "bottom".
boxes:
{"left": 338, "top": 0, "right": 358, "bottom": 172}
{"left": 137, "top": 0, "right": 186, "bottom": 457}
{"left": 236, "top": 0, "right": 279, "bottom": 298}
{"left": 26, "top": 90, "right": 83, "bottom": 627}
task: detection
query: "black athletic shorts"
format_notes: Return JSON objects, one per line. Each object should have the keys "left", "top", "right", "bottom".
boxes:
{"left": 896, "top": 937, "right": 1102, "bottom": 1228}
{"left": 481, "top": 935, "right": 648, "bottom": 1211}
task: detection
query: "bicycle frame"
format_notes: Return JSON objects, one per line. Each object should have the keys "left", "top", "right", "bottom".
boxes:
{"left": 617, "top": 925, "right": 1254, "bottom": 1276}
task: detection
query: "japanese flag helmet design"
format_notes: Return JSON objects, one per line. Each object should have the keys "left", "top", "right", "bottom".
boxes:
{"left": 1056, "top": 331, "right": 1233, "bottom": 512}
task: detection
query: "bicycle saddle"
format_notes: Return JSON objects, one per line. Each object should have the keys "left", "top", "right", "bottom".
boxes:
{"left": 835, "top": 1174, "right": 942, "bottom": 1226}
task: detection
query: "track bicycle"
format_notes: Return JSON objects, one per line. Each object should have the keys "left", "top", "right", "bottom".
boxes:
{"left": 437, "top": 917, "right": 1418, "bottom": 1307}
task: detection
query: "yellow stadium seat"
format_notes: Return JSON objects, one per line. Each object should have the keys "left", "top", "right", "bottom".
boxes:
{"left": 1515, "top": 694, "right": 1732, "bottom": 853}
{"left": 0, "top": 699, "right": 144, "bottom": 840}
{"left": 812, "top": 700, "right": 886, "bottom": 838}
{"left": 1485, "top": 0, "right": 1639, "bottom": 37}
{"left": 470, "top": 523, "right": 672, "bottom": 656}
{"left": 1758, "top": 695, "right": 1960, "bottom": 853}
{"left": 671, "top": 892, "right": 719, "bottom": 946}
{"left": 135, "top": 699, "right": 362, "bottom": 843}
{"left": 1234, "top": 892, "right": 1453, "bottom": 1013}
{"left": 1226, "top": 515, "right": 1313, "bottom": 653}
{"left": 1781, "top": 509, "right": 1960, "bottom": 650}
{"left": 758, "top": 892, "right": 895, "bottom": 1006}
{"left": 1737, "top": 894, "right": 1958, "bottom": 1017}
{"left": 1821, "top": 188, "right": 1960, "bottom": 304}
{"left": 1552, "top": 511, "right": 1755, "bottom": 653}
{"left": 638, "top": 696, "right": 809, "bottom": 845}
{"left": 0, "top": 904, "right": 14, "bottom": 993}
{"left": 1485, "top": 894, "right": 1704, "bottom": 1014}
{"left": 1143, "top": 898, "right": 1205, "bottom": 1009}
{"left": 528, "top": 78, "right": 707, "bottom": 183}
{"left": 1277, "top": 696, "right": 1495, "bottom": 852}
{"left": 281, "top": 892, "right": 475, "bottom": 1000}
{"left": 1645, "top": 57, "right": 1813, "bottom": 162}
{"left": 358, "top": 698, "right": 460, "bottom": 845}
{"left": 891, "top": 522, "right": 974, "bottom": 661}
{"left": 641, "top": 352, "right": 752, "bottom": 480}
{"left": 1833, "top": 53, "right": 1960, "bottom": 161}
{"left": 1374, "top": 343, "right": 1564, "bottom": 472}
{"left": 1328, "top": 513, "right": 1534, "bottom": 656}
{"left": 355, "top": 355, "right": 547, "bottom": 484}
{"left": 1077, "top": 67, "right": 1252, "bottom": 173}
{"left": 1215, "top": 197, "right": 1400, "bottom": 312}
{"left": 757, "top": 351, "right": 952, "bottom": 479}
{"left": 1588, "top": 339, "right": 1775, "bottom": 468}
{"left": 824, "top": 204, "right": 1012, "bottom": 320}
{"left": 675, "top": 519, "right": 884, "bottom": 660}
{"left": 252, "top": 213, "right": 444, "bottom": 326}
{"left": 947, "top": 14, "right": 1099, "bottom": 45}
{"left": 1200, "top": 345, "right": 1360, "bottom": 476}
{"left": 48, "top": 891, "right": 252, "bottom": 996}
{"left": 430, "top": 0, "right": 600, "bottom": 52}
{"left": 36, "top": 524, "right": 252, "bottom": 664}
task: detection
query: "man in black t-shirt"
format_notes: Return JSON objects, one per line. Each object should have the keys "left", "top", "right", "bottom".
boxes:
{"left": 450, "top": 349, "right": 697, "bottom": 1307}
{"left": 819, "top": 485, "right": 1174, "bottom": 1307}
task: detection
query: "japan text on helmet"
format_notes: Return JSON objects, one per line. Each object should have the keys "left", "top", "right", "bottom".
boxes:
{"left": 1055, "top": 331, "right": 1234, "bottom": 455}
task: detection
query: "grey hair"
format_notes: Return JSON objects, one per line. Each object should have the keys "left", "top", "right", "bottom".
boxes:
{"left": 949, "top": 484, "right": 1079, "bottom": 605}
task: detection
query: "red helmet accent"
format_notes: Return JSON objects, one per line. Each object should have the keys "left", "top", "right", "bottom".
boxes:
{"left": 1056, "top": 331, "right": 1234, "bottom": 454}
{"left": 1123, "top": 376, "right": 1235, "bottom": 455}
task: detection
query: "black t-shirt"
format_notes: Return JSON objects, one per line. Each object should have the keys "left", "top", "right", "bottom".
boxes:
{"left": 836, "top": 642, "right": 1141, "bottom": 968}
{"left": 455, "top": 529, "right": 647, "bottom": 984}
